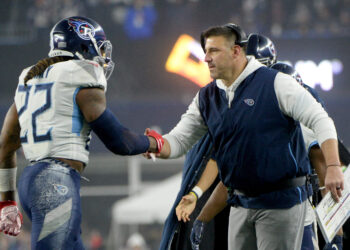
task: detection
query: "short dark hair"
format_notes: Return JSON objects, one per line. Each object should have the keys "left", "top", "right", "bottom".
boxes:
{"left": 200, "top": 23, "right": 247, "bottom": 52}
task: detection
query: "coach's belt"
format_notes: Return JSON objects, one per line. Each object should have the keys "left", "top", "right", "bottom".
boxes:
{"left": 228, "top": 176, "right": 307, "bottom": 197}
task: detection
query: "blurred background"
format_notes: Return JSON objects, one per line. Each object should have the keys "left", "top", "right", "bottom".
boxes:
{"left": 0, "top": 0, "right": 349, "bottom": 249}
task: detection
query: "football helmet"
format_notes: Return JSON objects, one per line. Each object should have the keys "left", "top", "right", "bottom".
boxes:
{"left": 271, "top": 62, "right": 303, "bottom": 84}
{"left": 246, "top": 33, "right": 276, "bottom": 66}
{"left": 48, "top": 16, "right": 115, "bottom": 79}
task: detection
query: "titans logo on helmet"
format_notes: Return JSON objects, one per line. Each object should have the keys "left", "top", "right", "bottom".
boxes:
{"left": 68, "top": 18, "right": 95, "bottom": 40}
{"left": 269, "top": 43, "right": 276, "bottom": 58}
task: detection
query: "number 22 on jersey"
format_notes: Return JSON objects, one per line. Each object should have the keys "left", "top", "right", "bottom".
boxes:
{"left": 17, "top": 82, "right": 54, "bottom": 144}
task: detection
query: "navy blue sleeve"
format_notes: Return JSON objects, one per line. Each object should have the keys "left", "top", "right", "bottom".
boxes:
{"left": 89, "top": 108, "right": 149, "bottom": 155}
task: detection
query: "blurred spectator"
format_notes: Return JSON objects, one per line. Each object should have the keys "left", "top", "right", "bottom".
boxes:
{"left": 112, "top": 3, "right": 129, "bottom": 24}
{"left": 269, "top": 0, "right": 285, "bottom": 37}
{"left": 124, "top": 233, "right": 148, "bottom": 250}
{"left": 27, "top": 0, "right": 86, "bottom": 29}
{"left": 89, "top": 229, "right": 103, "bottom": 250}
{"left": 27, "top": 0, "right": 53, "bottom": 29}
{"left": 226, "top": 0, "right": 350, "bottom": 38}
{"left": 123, "top": 0, "right": 157, "bottom": 40}
{"left": 293, "top": 1, "right": 312, "bottom": 36}
{"left": 16, "top": 0, "right": 350, "bottom": 40}
{"left": 57, "top": 0, "right": 86, "bottom": 21}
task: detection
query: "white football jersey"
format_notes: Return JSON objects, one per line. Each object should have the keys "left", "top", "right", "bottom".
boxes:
{"left": 14, "top": 59, "right": 107, "bottom": 165}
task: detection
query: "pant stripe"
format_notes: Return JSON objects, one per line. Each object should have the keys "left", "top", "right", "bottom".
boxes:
{"left": 38, "top": 198, "right": 72, "bottom": 241}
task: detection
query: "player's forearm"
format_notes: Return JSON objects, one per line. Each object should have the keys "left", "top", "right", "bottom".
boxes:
{"left": 0, "top": 156, "right": 17, "bottom": 201}
{"left": 0, "top": 104, "right": 20, "bottom": 201}
{"left": 0, "top": 104, "right": 21, "bottom": 164}
{"left": 0, "top": 191, "right": 16, "bottom": 201}
{"left": 89, "top": 109, "right": 149, "bottom": 155}
{"left": 197, "top": 181, "right": 227, "bottom": 222}
{"left": 0, "top": 152, "right": 16, "bottom": 169}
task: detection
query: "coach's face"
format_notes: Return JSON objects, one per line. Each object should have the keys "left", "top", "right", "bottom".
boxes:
{"left": 204, "top": 35, "right": 235, "bottom": 81}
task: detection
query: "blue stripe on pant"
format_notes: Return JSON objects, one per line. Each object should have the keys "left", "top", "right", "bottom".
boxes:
{"left": 18, "top": 160, "right": 84, "bottom": 250}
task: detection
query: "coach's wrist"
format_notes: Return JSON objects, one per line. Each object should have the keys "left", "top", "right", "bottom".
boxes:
{"left": 326, "top": 164, "right": 341, "bottom": 168}
{"left": 190, "top": 186, "right": 203, "bottom": 200}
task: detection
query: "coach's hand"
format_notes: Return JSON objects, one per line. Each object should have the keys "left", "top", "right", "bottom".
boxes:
{"left": 145, "top": 128, "right": 164, "bottom": 153}
{"left": 0, "top": 201, "right": 23, "bottom": 236}
{"left": 190, "top": 219, "right": 206, "bottom": 250}
{"left": 176, "top": 193, "right": 197, "bottom": 222}
{"left": 325, "top": 165, "right": 344, "bottom": 202}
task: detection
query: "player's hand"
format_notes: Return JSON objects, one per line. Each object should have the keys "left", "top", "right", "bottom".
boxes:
{"left": 325, "top": 166, "right": 344, "bottom": 202}
{"left": 176, "top": 193, "right": 197, "bottom": 222}
{"left": 143, "top": 151, "right": 160, "bottom": 160}
{"left": 0, "top": 201, "right": 23, "bottom": 236}
{"left": 145, "top": 128, "right": 164, "bottom": 153}
{"left": 190, "top": 219, "right": 206, "bottom": 250}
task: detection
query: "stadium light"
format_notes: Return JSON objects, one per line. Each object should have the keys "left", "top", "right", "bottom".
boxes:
{"left": 295, "top": 59, "right": 343, "bottom": 91}
{"left": 166, "top": 34, "right": 343, "bottom": 91}
{"left": 165, "top": 34, "right": 211, "bottom": 87}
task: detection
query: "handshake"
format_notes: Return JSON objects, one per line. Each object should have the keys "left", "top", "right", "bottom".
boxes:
{"left": 144, "top": 128, "right": 165, "bottom": 159}
{"left": 0, "top": 201, "right": 23, "bottom": 236}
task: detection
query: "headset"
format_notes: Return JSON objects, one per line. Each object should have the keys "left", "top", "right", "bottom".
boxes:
{"left": 200, "top": 23, "right": 248, "bottom": 51}
{"left": 224, "top": 23, "right": 248, "bottom": 47}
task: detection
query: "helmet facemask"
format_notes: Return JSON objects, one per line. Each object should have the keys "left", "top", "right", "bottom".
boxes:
{"left": 87, "top": 32, "right": 115, "bottom": 80}
{"left": 97, "top": 40, "right": 115, "bottom": 80}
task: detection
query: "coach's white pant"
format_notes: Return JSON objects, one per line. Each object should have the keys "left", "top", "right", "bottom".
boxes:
{"left": 228, "top": 201, "right": 307, "bottom": 250}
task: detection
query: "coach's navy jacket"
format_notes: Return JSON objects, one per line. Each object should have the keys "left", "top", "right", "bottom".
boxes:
{"left": 199, "top": 67, "right": 311, "bottom": 209}
{"left": 159, "top": 134, "right": 213, "bottom": 250}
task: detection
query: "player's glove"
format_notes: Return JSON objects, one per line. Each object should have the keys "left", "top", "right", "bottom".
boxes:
{"left": 146, "top": 129, "right": 164, "bottom": 153}
{"left": 190, "top": 219, "right": 206, "bottom": 250}
{"left": 323, "top": 235, "right": 342, "bottom": 250}
{"left": 0, "top": 201, "right": 23, "bottom": 236}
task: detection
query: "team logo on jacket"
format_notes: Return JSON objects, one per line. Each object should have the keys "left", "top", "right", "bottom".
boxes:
{"left": 68, "top": 18, "right": 95, "bottom": 40}
{"left": 53, "top": 184, "right": 69, "bottom": 196}
{"left": 244, "top": 98, "right": 255, "bottom": 106}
